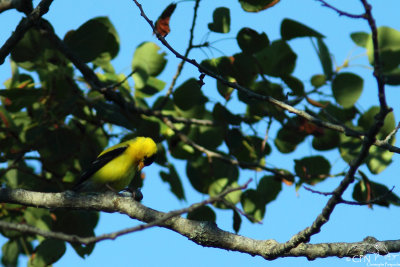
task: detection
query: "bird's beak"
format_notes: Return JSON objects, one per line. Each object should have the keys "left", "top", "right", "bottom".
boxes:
{"left": 138, "top": 161, "right": 145, "bottom": 172}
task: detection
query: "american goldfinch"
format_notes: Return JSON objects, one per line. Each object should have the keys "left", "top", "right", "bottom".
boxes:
{"left": 73, "top": 137, "right": 157, "bottom": 192}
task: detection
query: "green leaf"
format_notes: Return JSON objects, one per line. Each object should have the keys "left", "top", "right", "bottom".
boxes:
{"left": 212, "top": 103, "right": 242, "bottom": 125}
{"left": 332, "top": 72, "right": 363, "bottom": 108}
{"left": 93, "top": 101, "right": 134, "bottom": 130}
{"left": 240, "top": 189, "right": 265, "bottom": 222}
{"left": 255, "top": 40, "right": 297, "bottom": 77}
{"left": 64, "top": 17, "right": 119, "bottom": 63}
{"left": 135, "top": 76, "right": 166, "bottom": 97}
{"left": 353, "top": 178, "right": 400, "bottom": 207}
{"left": 350, "top": 32, "right": 369, "bottom": 47}
{"left": 257, "top": 176, "right": 282, "bottom": 204}
{"left": 52, "top": 210, "right": 98, "bottom": 257}
{"left": 294, "top": 156, "right": 331, "bottom": 184}
{"left": 339, "top": 129, "right": 363, "bottom": 164}
{"left": 200, "top": 56, "right": 233, "bottom": 77}
{"left": 367, "top": 145, "right": 394, "bottom": 174}
{"left": 0, "top": 89, "right": 43, "bottom": 112}
{"left": 232, "top": 53, "right": 258, "bottom": 86}
{"left": 209, "top": 178, "right": 242, "bottom": 209}
{"left": 239, "top": 0, "right": 280, "bottom": 12}
{"left": 274, "top": 119, "right": 307, "bottom": 153}
{"left": 316, "top": 38, "right": 333, "bottom": 80}
{"left": 208, "top": 7, "right": 230, "bottom": 33}
{"left": 384, "top": 67, "right": 400, "bottom": 85}
{"left": 358, "top": 106, "right": 395, "bottom": 138}
{"left": 312, "top": 129, "right": 340, "bottom": 151}
{"left": 366, "top": 26, "right": 400, "bottom": 72}
{"left": 310, "top": 74, "right": 327, "bottom": 88}
{"left": 187, "top": 206, "right": 216, "bottom": 222}
{"left": 173, "top": 78, "right": 208, "bottom": 110}
{"left": 188, "top": 124, "right": 225, "bottom": 150}
{"left": 186, "top": 156, "right": 239, "bottom": 194}
{"left": 237, "top": 28, "right": 269, "bottom": 54}
{"left": 1, "top": 240, "right": 19, "bottom": 267}
{"left": 24, "top": 208, "right": 52, "bottom": 233}
{"left": 132, "top": 42, "right": 167, "bottom": 76}
{"left": 232, "top": 209, "right": 242, "bottom": 233}
{"left": 11, "top": 25, "right": 66, "bottom": 70}
{"left": 226, "top": 129, "right": 270, "bottom": 163}
{"left": 160, "top": 164, "right": 186, "bottom": 200}
{"left": 282, "top": 75, "right": 304, "bottom": 96}
{"left": 281, "top": 18, "right": 324, "bottom": 40}
{"left": 29, "top": 239, "right": 66, "bottom": 267}
{"left": 358, "top": 106, "right": 395, "bottom": 174}
{"left": 240, "top": 81, "right": 286, "bottom": 121}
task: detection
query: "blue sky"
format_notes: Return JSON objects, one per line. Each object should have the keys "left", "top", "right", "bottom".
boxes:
{"left": 1, "top": 0, "right": 400, "bottom": 266}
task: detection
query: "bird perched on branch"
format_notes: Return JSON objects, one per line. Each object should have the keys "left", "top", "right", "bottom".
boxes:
{"left": 73, "top": 137, "right": 157, "bottom": 195}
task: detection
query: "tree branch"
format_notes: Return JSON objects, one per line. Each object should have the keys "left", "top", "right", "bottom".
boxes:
{"left": 0, "top": 189, "right": 399, "bottom": 260}
{"left": 0, "top": 0, "right": 54, "bottom": 65}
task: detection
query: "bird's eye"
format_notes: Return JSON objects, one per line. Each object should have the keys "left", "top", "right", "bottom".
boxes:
{"left": 144, "top": 154, "right": 156, "bottom": 166}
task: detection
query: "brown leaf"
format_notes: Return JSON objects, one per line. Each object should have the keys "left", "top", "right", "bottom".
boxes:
{"left": 298, "top": 117, "right": 324, "bottom": 137}
{"left": 155, "top": 3, "right": 177, "bottom": 37}
{"left": 265, "top": 0, "right": 280, "bottom": 10}
{"left": 306, "top": 96, "right": 329, "bottom": 108}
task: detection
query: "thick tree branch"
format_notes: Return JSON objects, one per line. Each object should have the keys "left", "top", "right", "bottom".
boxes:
{"left": 0, "top": 0, "right": 53, "bottom": 64}
{"left": 0, "top": 189, "right": 399, "bottom": 260}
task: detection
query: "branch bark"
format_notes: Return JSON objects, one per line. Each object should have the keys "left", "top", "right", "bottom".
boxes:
{"left": 0, "top": 188, "right": 399, "bottom": 260}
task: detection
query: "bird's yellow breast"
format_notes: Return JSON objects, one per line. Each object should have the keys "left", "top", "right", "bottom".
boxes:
{"left": 88, "top": 137, "right": 157, "bottom": 191}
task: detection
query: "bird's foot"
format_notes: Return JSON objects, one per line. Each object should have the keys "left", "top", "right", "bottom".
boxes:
{"left": 120, "top": 188, "right": 143, "bottom": 202}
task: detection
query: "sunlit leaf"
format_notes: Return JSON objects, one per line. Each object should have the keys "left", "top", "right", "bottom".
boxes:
{"left": 366, "top": 26, "right": 400, "bottom": 72}
{"left": 239, "top": 0, "right": 280, "bottom": 12}
{"left": 240, "top": 189, "right": 265, "bottom": 222}
{"left": 132, "top": 42, "right": 167, "bottom": 76}
{"left": 332, "top": 72, "right": 363, "bottom": 108}
{"left": 209, "top": 178, "right": 242, "bottom": 209}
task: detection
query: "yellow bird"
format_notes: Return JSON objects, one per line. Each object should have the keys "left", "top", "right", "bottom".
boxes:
{"left": 73, "top": 137, "right": 157, "bottom": 193}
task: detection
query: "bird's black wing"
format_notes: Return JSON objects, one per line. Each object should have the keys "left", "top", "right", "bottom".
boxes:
{"left": 73, "top": 146, "right": 128, "bottom": 190}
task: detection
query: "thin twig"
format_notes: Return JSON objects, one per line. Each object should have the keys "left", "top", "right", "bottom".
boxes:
{"left": 303, "top": 186, "right": 333, "bottom": 196}
{"left": 339, "top": 186, "right": 395, "bottom": 206}
{"left": 315, "top": 0, "right": 365, "bottom": 18}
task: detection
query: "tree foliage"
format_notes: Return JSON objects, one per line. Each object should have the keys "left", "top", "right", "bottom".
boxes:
{"left": 0, "top": 0, "right": 400, "bottom": 265}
